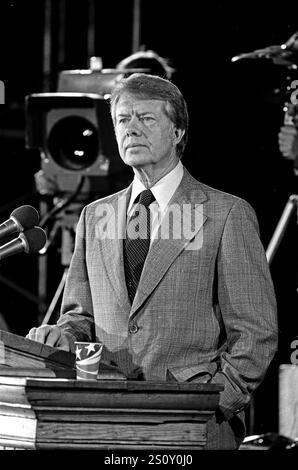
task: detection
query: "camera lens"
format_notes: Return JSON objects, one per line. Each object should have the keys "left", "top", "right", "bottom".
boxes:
{"left": 48, "top": 116, "right": 99, "bottom": 171}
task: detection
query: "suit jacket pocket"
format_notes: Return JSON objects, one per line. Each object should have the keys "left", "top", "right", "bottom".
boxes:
{"left": 167, "top": 362, "right": 218, "bottom": 383}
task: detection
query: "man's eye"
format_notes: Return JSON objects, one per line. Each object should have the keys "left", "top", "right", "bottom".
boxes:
{"left": 141, "top": 116, "right": 154, "bottom": 122}
{"left": 118, "top": 118, "right": 129, "bottom": 124}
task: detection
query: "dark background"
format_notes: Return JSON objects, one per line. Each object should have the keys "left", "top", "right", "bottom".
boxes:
{"left": 0, "top": 0, "right": 298, "bottom": 435}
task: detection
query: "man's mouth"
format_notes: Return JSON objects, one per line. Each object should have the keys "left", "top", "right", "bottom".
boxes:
{"left": 126, "top": 143, "right": 147, "bottom": 149}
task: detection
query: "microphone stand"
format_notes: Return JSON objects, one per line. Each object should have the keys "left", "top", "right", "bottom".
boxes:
{"left": 39, "top": 202, "right": 82, "bottom": 326}
{"left": 41, "top": 267, "right": 69, "bottom": 325}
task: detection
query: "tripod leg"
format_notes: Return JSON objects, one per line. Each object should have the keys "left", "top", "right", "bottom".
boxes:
{"left": 40, "top": 267, "right": 69, "bottom": 326}
{"left": 266, "top": 196, "right": 298, "bottom": 265}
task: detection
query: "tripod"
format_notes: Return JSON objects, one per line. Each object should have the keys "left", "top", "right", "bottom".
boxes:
{"left": 39, "top": 202, "right": 82, "bottom": 326}
{"left": 266, "top": 195, "right": 298, "bottom": 265}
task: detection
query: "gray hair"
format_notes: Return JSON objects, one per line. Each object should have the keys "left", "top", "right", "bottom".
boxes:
{"left": 110, "top": 73, "right": 189, "bottom": 158}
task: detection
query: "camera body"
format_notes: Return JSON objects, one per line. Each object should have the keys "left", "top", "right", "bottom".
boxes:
{"left": 25, "top": 92, "right": 120, "bottom": 195}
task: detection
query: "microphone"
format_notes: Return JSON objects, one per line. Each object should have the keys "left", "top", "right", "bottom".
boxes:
{"left": 0, "top": 227, "right": 47, "bottom": 261}
{"left": 0, "top": 205, "right": 40, "bottom": 241}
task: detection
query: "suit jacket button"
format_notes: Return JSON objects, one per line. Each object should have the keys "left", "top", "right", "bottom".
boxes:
{"left": 129, "top": 322, "right": 139, "bottom": 334}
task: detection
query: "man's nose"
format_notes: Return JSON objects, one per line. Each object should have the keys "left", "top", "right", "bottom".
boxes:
{"left": 125, "top": 117, "right": 141, "bottom": 136}
{"left": 126, "top": 127, "right": 139, "bottom": 136}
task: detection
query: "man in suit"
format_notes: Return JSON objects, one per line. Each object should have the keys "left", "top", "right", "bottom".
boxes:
{"left": 27, "top": 73, "right": 278, "bottom": 449}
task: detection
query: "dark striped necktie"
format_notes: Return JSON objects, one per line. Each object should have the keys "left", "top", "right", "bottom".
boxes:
{"left": 123, "top": 189, "right": 156, "bottom": 303}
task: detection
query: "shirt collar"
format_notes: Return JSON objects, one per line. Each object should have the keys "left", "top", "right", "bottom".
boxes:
{"left": 128, "top": 160, "right": 184, "bottom": 214}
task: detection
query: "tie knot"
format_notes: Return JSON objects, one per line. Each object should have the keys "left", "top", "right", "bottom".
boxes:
{"left": 138, "top": 189, "right": 155, "bottom": 208}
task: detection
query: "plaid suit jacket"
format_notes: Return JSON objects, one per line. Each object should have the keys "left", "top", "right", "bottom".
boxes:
{"left": 58, "top": 168, "right": 278, "bottom": 420}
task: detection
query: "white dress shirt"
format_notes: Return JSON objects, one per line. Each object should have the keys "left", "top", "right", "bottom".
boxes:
{"left": 127, "top": 160, "right": 184, "bottom": 244}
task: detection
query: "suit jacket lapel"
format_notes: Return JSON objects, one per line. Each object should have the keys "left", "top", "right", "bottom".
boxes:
{"left": 130, "top": 169, "right": 208, "bottom": 317}
{"left": 99, "top": 186, "right": 132, "bottom": 311}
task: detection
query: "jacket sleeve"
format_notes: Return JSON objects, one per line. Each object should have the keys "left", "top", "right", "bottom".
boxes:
{"left": 57, "top": 205, "right": 95, "bottom": 350}
{"left": 210, "top": 198, "right": 278, "bottom": 420}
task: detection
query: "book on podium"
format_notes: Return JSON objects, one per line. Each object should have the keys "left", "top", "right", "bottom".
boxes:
{"left": 0, "top": 329, "right": 126, "bottom": 380}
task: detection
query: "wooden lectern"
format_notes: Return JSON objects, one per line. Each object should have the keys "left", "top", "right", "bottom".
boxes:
{"left": 0, "top": 329, "right": 126, "bottom": 379}
{"left": 0, "top": 329, "right": 75, "bottom": 373}
{"left": 0, "top": 330, "right": 223, "bottom": 450}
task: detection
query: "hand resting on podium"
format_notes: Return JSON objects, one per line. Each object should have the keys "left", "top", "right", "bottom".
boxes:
{"left": 26, "top": 324, "right": 72, "bottom": 351}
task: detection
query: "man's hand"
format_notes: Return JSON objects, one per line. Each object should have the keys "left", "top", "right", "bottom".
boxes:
{"left": 278, "top": 125, "right": 298, "bottom": 159}
{"left": 26, "top": 325, "right": 71, "bottom": 351}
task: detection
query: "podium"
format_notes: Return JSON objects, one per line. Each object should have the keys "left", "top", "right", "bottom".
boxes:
{"left": 0, "top": 329, "right": 126, "bottom": 379}
{"left": 0, "top": 330, "right": 223, "bottom": 449}
{"left": 0, "top": 329, "right": 75, "bottom": 371}
{"left": 0, "top": 378, "right": 223, "bottom": 450}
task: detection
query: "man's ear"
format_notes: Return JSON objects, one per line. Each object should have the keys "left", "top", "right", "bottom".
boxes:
{"left": 173, "top": 128, "right": 185, "bottom": 145}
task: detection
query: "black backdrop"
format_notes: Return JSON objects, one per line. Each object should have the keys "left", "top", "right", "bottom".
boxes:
{"left": 1, "top": 0, "right": 298, "bottom": 434}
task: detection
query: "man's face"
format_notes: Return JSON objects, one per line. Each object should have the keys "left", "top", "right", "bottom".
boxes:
{"left": 113, "top": 93, "right": 180, "bottom": 171}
